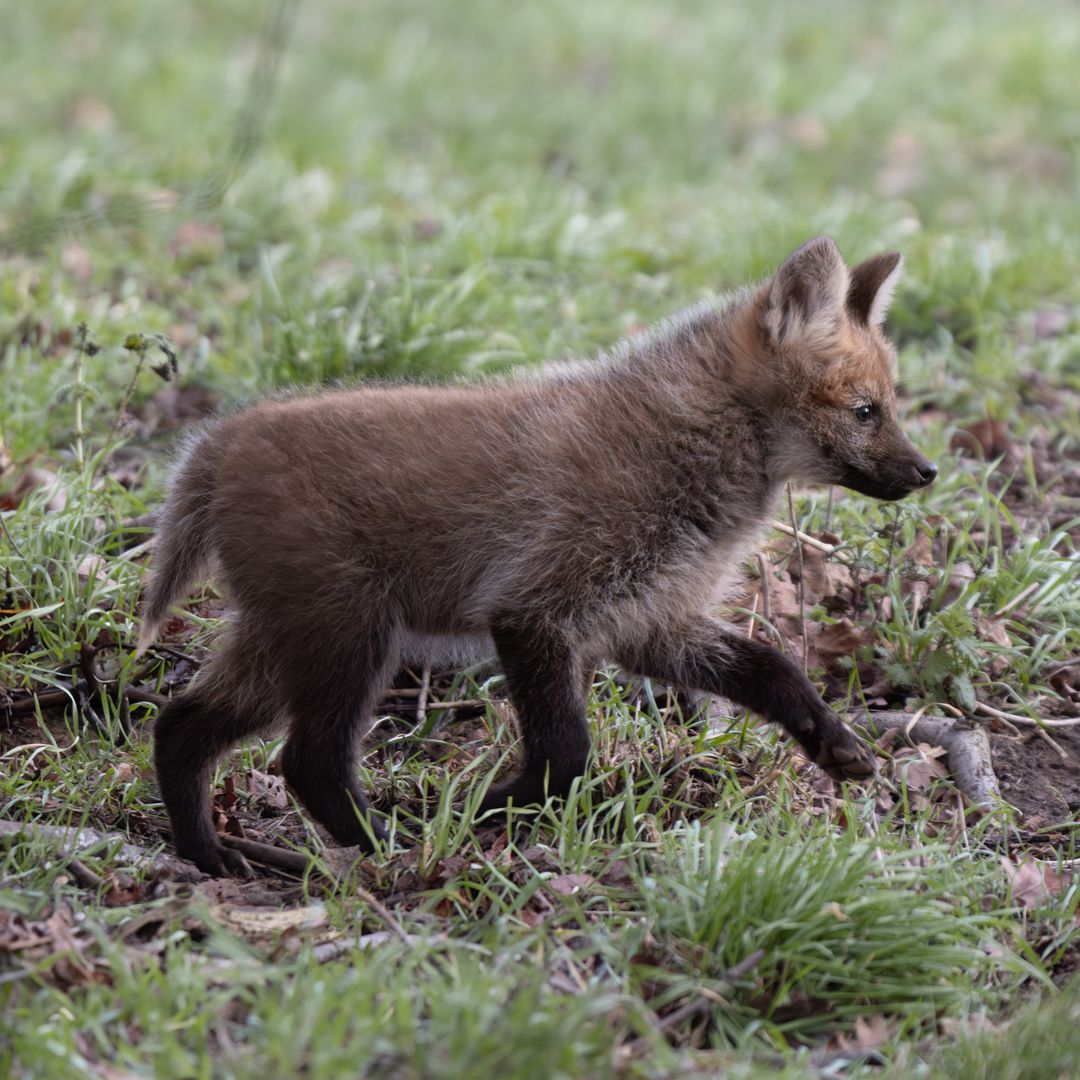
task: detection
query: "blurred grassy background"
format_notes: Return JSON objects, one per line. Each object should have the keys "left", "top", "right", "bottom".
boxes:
{"left": 2, "top": 0, "right": 1079, "bottom": 454}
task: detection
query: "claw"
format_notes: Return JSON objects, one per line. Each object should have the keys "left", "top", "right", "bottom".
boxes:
{"left": 216, "top": 847, "right": 255, "bottom": 879}
{"left": 180, "top": 842, "right": 255, "bottom": 879}
{"left": 815, "top": 731, "right": 878, "bottom": 782}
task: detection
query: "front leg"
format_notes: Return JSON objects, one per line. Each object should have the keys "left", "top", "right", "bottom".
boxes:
{"left": 617, "top": 617, "right": 876, "bottom": 781}
{"left": 478, "top": 622, "right": 592, "bottom": 813}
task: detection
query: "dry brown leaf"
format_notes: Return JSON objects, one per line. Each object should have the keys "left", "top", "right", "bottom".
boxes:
{"left": 1001, "top": 857, "right": 1071, "bottom": 910}
{"left": 0, "top": 905, "right": 112, "bottom": 989}
{"left": 894, "top": 744, "right": 950, "bottom": 791}
{"left": 103, "top": 874, "right": 144, "bottom": 907}
{"left": 908, "top": 530, "right": 933, "bottom": 568}
{"left": 852, "top": 1013, "right": 891, "bottom": 1049}
{"left": 976, "top": 616, "right": 1011, "bottom": 647}
{"left": 601, "top": 859, "right": 634, "bottom": 888}
{"left": 519, "top": 845, "right": 560, "bottom": 873}
{"left": 247, "top": 768, "right": 289, "bottom": 811}
{"left": 8, "top": 466, "right": 67, "bottom": 511}
{"left": 77, "top": 555, "right": 118, "bottom": 586}
{"left": 791, "top": 545, "right": 830, "bottom": 608}
{"left": 547, "top": 873, "right": 594, "bottom": 897}
{"left": 815, "top": 619, "right": 864, "bottom": 670}
{"left": 209, "top": 902, "right": 331, "bottom": 944}
{"left": 951, "top": 419, "right": 1011, "bottom": 460}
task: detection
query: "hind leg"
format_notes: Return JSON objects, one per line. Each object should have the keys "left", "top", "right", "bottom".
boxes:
{"left": 278, "top": 626, "right": 399, "bottom": 851}
{"left": 478, "top": 623, "right": 591, "bottom": 813}
{"left": 154, "top": 627, "right": 281, "bottom": 876}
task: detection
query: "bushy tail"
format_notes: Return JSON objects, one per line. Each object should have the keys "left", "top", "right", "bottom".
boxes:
{"left": 136, "top": 434, "right": 219, "bottom": 656}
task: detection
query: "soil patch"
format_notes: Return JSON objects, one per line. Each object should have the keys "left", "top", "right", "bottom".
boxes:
{"left": 991, "top": 728, "right": 1080, "bottom": 825}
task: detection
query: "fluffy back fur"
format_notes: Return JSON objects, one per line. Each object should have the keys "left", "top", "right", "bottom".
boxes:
{"left": 144, "top": 237, "right": 934, "bottom": 876}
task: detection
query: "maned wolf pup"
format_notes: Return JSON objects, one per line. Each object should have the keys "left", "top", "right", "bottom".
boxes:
{"left": 140, "top": 237, "right": 936, "bottom": 876}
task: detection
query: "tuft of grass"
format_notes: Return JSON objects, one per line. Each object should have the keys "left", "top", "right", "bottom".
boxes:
{"left": 629, "top": 818, "right": 1034, "bottom": 1047}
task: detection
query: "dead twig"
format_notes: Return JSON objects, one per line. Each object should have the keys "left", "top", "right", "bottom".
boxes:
{"left": 786, "top": 485, "right": 808, "bottom": 673}
{"left": 353, "top": 882, "right": 410, "bottom": 943}
{"left": 770, "top": 519, "right": 840, "bottom": 555}
{"left": 0, "top": 818, "right": 200, "bottom": 881}
{"left": 4, "top": 683, "right": 166, "bottom": 720}
{"left": 124, "top": 686, "right": 168, "bottom": 709}
{"left": 311, "top": 930, "right": 425, "bottom": 963}
{"left": 5, "top": 689, "right": 75, "bottom": 717}
{"left": 855, "top": 710, "right": 1002, "bottom": 807}
{"left": 116, "top": 536, "right": 156, "bottom": 561}
{"left": 381, "top": 698, "right": 485, "bottom": 714}
{"left": 416, "top": 666, "right": 431, "bottom": 725}
{"left": 148, "top": 644, "right": 201, "bottom": 667}
{"left": 755, "top": 552, "right": 772, "bottom": 638}
{"left": 993, "top": 581, "right": 1041, "bottom": 618}
{"left": 973, "top": 699, "right": 1080, "bottom": 731}
{"left": 66, "top": 858, "right": 105, "bottom": 890}
{"left": 219, "top": 833, "right": 311, "bottom": 873}
{"left": 972, "top": 701, "right": 1070, "bottom": 760}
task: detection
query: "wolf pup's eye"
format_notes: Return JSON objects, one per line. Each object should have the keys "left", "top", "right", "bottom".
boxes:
{"left": 853, "top": 404, "right": 875, "bottom": 423}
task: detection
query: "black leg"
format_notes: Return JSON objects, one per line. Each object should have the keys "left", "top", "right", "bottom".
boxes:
{"left": 478, "top": 624, "right": 591, "bottom": 812}
{"left": 278, "top": 630, "right": 397, "bottom": 850}
{"left": 154, "top": 628, "right": 278, "bottom": 877}
{"left": 618, "top": 618, "right": 876, "bottom": 780}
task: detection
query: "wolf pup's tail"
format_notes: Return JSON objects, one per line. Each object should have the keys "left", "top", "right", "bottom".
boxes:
{"left": 136, "top": 432, "right": 219, "bottom": 656}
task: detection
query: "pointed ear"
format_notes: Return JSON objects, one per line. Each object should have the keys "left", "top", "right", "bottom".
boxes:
{"left": 847, "top": 251, "right": 903, "bottom": 326}
{"left": 763, "top": 237, "right": 849, "bottom": 348}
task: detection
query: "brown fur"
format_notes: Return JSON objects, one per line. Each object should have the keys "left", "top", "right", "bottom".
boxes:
{"left": 142, "top": 237, "right": 935, "bottom": 875}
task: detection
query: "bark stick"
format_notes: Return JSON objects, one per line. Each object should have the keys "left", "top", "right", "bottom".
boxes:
{"left": 855, "top": 711, "right": 1001, "bottom": 807}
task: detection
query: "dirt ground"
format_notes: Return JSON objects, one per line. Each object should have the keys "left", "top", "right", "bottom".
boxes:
{"left": 992, "top": 727, "right": 1080, "bottom": 824}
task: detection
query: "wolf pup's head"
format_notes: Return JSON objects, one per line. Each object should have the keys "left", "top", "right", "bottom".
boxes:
{"left": 757, "top": 236, "right": 936, "bottom": 501}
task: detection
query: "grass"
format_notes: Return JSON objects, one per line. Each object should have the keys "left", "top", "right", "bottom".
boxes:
{"left": 2, "top": 0, "right": 1080, "bottom": 1075}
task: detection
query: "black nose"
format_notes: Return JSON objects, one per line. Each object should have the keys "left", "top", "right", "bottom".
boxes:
{"left": 916, "top": 460, "right": 937, "bottom": 485}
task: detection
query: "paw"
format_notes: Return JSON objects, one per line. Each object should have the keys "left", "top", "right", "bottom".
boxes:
{"left": 326, "top": 811, "right": 389, "bottom": 852}
{"left": 814, "top": 728, "right": 878, "bottom": 783}
{"left": 181, "top": 842, "right": 255, "bottom": 879}
{"left": 215, "top": 846, "right": 256, "bottom": 878}
{"left": 477, "top": 773, "right": 551, "bottom": 816}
